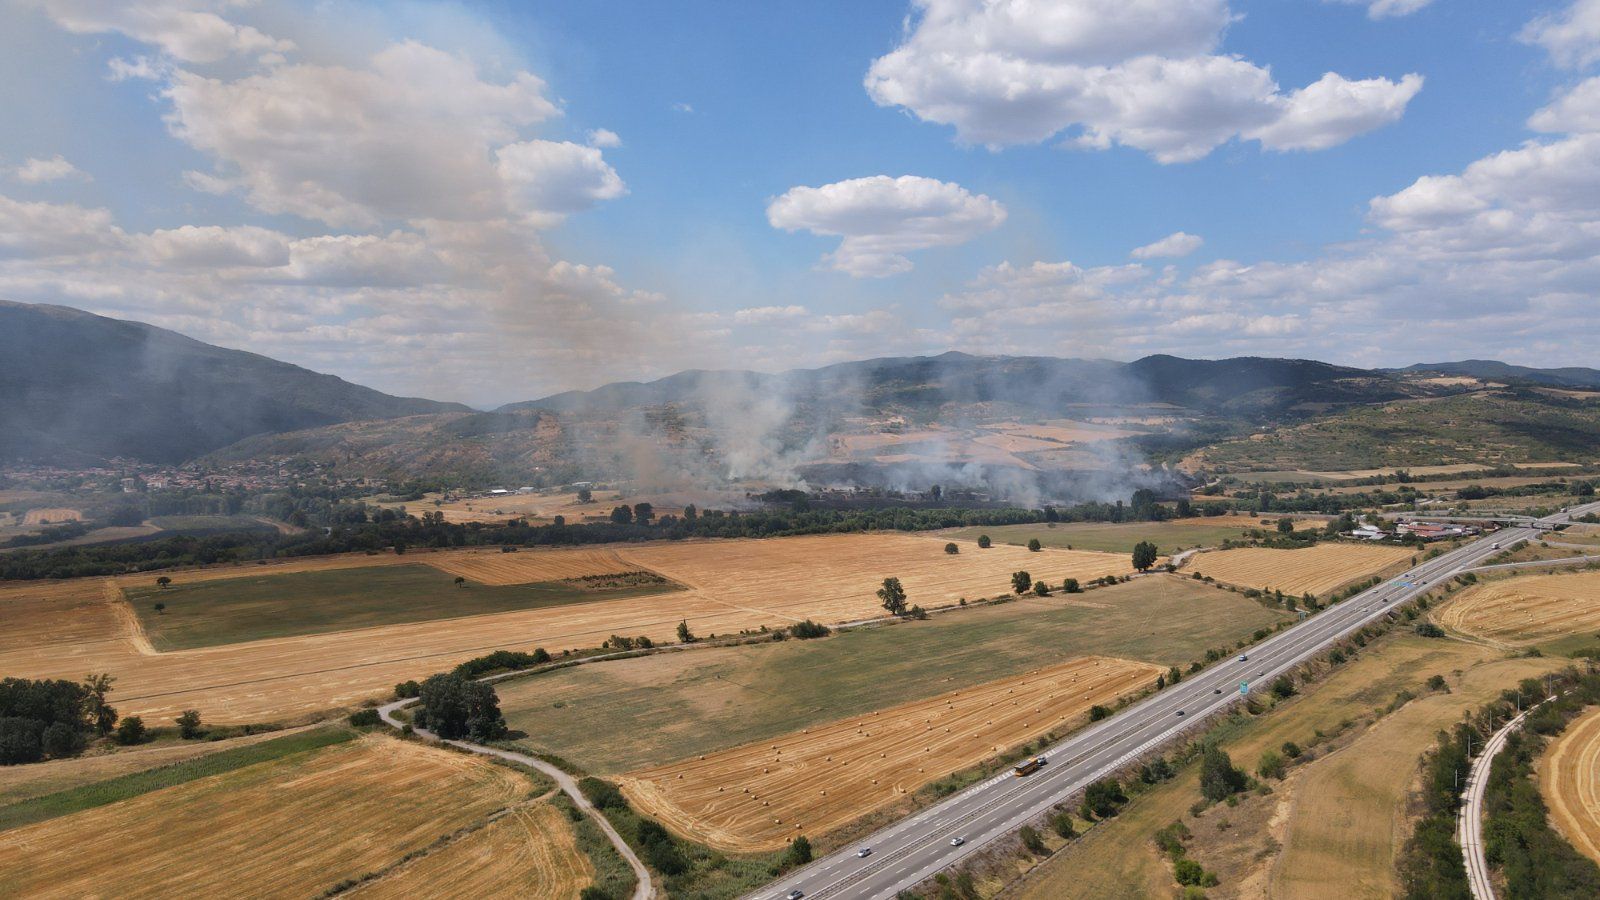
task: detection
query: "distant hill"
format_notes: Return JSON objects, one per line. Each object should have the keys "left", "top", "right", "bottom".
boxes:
{"left": 1398, "top": 360, "right": 1600, "bottom": 390}
{"left": 504, "top": 351, "right": 1413, "bottom": 420}
{"left": 0, "top": 301, "right": 468, "bottom": 463}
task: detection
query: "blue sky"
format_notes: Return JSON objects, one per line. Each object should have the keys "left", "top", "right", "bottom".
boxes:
{"left": 3, "top": 1, "right": 1599, "bottom": 406}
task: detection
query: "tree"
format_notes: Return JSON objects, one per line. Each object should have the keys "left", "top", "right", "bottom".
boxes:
{"left": 1020, "top": 824, "right": 1047, "bottom": 854}
{"left": 1277, "top": 517, "right": 1294, "bottom": 534}
{"left": 944, "top": 542, "right": 960, "bottom": 555}
{"left": 1063, "top": 578, "right": 1081, "bottom": 593}
{"left": 1270, "top": 675, "right": 1297, "bottom": 699}
{"left": 175, "top": 709, "right": 203, "bottom": 739}
{"left": 416, "top": 673, "right": 507, "bottom": 741}
{"left": 1049, "top": 810, "right": 1076, "bottom": 838}
{"left": 1082, "top": 778, "right": 1126, "bottom": 818}
{"left": 576, "top": 487, "right": 592, "bottom": 503}
{"left": 115, "top": 715, "right": 146, "bottom": 745}
{"left": 42, "top": 722, "right": 83, "bottom": 758}
{"left": 676, "top": 620, "right": 695, "bottom": 643}
{"left": 977, "top": 534, "right": 992, "bottom": 549}
{"left": 610, "top": 505, "right": 633, "bottom": 524}
{"left": 1199, "top": 746, "right": 1246, "bottom": 801}
{"left": 156, "top": 576, "right": 171, "bottom": 589}
{"left": 1281, "top": 741, "right": 1301, "bottom": 759}
{"left": 1011, "top": 571, "right": 1033, "bottom": 594}
{"left": 82, "top": 673, "right": 117, "bottom": 736}
{"left": 877, "top": 577, "right": 908, "bottom": 616}
{"left": 785, "top": 835, "right": 813, "bottom": 867}
{"left": 1132, "top": 541, "right": 1159, "bottom": 572}
{"left": 454, "top": 575, "right": 466, "bottom": 588}
{"left": 633, "top": 502, "right": 655, "bottom": 524}
{"left": 153, "top": 602, "right": 165, "bottom": 615}
{"left": 0, "top": 718, "right": 44, "bottom": 765}
{"left": 683, "top": 503, "right": 698, "bottom": 520}
{"left": 1027, "top": 538, "right": 1043, "bottom": 552}
{"left": 1033, "top": 580, "right": 1051, "bottom": 596}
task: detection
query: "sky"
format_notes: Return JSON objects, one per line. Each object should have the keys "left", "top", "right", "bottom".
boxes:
{"left": 2, "top": 0, "right": 1599, "bottom": 408}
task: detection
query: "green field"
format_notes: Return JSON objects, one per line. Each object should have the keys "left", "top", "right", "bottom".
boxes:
{"left": 499, "top": 575, "right": 1290, "bottom": 773}
{"left": 126, "top": 564, "right": 681, "bottom": 650}
{"left": 945, "top": 521, "right": 1260, "bottom": 555}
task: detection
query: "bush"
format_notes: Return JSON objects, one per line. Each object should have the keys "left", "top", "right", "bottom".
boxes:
{"left": 1027, "top": 538, "right": 1043, "bottom": 552}
{"left": 1415, "top": 622, "right": 1445, "bottom": 638}
{"left": 789, "top": 619, "right": 831, "bottom": 639}
{"left": 394, "top": 680, "right": 421, "bottom": 699}
{"left": 785, "top": 834, "right": 813, "bottom": 867}
{"left": 115, "top": 715, "right": 147, "bottom": 746}
{"left": 1089, "top": 705, "right": 1112, "bottom": 722}
{"left": 1033, "top": 580, "right": 1051, "bottom": 596}
{"left": 175, "top": 709, "right": 204, "bottom": 740}
{"left": 1050, "top": 810, "right": 1076, "bottom": 838}
{"left": 348, "top": 708, "right": 381, "bottom": 727}
{"left": 945, "top": 542, "right": 960, "bottom": 555}
{"left": 1199, "top": 746, "right": 1247, "bottom": 802}
{"left": 636, "top": 818, "right": 688, "bottom": 875}
{"left": 1257, "top": 749, "right": 1285, "bottom": 780}
{"left": 1063, "top": 577, "right": 1081, "bottom": 593}
{"left": 1020, "top": 824, "right": 1047, "bottom": 854}
{"left": 453, "top": 648, "right": 550, "bottom": 679}
{"left": 977, "top": 535, "right": 991, "bottom": 549}
{"left": 1281, "top": 740, "right": 1302, "bottom": 759}
{"left": 1174, "top": 858, "right": 1205, "bottom": 885}
{"left": 580, "top": 777, "right": 627, "bottom": 811}
{"left": 1270, "top": 676, "right": 1297, "bottom": 699}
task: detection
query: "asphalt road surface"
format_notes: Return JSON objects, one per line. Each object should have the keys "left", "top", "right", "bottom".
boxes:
{"left": 751, "top": 502, "right": 1600, "bottom": 900}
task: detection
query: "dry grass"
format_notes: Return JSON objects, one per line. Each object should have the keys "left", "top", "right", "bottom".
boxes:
{"left": 0, "top": 726, "right": 311, "bottom": 806}
{"left": 352, "top": 801, "right": 592, "bottom": 900}
{"left": 618, "top": 656, "right": 1159, "bottom": 852}
{"left": 1542, "top": 706, "right": 1600, "bottom": 865}
{"left": 0, "top": 534, "right": 1135, "bottom": 723}
{"left": 419, "top": 548, "right": 645, "bottom": 585}
{"left": 1182, "top": 543, "right": 1413, "bottom": 596}
{"left": 20, "top": 507, "right": 82, "bottom": 525}
{"left": 1436, "top": 571, "right": 1600, "bottom": 647}
{"left": 0, "top": 735, "right": 532, "bottom": 899}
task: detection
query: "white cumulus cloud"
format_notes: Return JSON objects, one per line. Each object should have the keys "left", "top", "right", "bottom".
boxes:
{"left": 14, "top": 155, "right": 90, "bottom": 184}
{"left": 766, "top": 175, "right": 1006, "bottom": 277}
{"left": 1328, "top": 0, "right": 1435, "bottom": 19}
{"left": 30, "top": 0, "right": 293, "bottom": 63}
{"left": 1131, "top": 231, "right": 1204, "bottom": 259}
{"left": 1522, "top": 0, "right": 1600, "bottom": 70}
{"left": 865, "top": 0, "right": 1423, "bottom": 162}
{"left": 497, "top": 140, "right": 627, "bottom": 225}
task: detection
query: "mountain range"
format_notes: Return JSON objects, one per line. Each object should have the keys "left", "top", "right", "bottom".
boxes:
{"left": 2, "top": 301, "right": 1595, "bottom": 474}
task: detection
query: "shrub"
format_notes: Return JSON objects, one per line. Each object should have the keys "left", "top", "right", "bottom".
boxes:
{"left": 977, "top": 535, "right": 992, "bottom": 549}
{"left": 1020, "top": 825, "right": 1047, "bottom": 854}
{"left": 1063, "top": 578, "right": 1081, "bottom": 593}
{"left": 580, "top": 777, "right": 627, "bottom": 810}
{"left": 1270, "top": 676, "right": 1297, "bottom": 699}
{"left": 1089, "top": 705, "right": 1112, "bottom": 722}
{"left": 1415, "top": 622, "right": 1445, "bottom": 638}
{"left": 1199, "top": 747, "right": 1247, "bottom": 801}
{"left": 394, "top": 680, "right": 421, "bottom": 699}
{"left": 348, "top": 708, "right": 381, "bottom": 727}
{"left": 1257, "top": 749, "right": 1285, "bottom": 780}
{"left": 451, "top": 648, "right": 552, "bottom": 679}
{"left": 1174, "top": 858, "right": 1206, "bottom": 885}
{"left": 944, "top": 542, "right": 960, "bottom": 555}
{"left": 1050, "top": 810, "right": 1076, "bottom": 838}
{"left": 785, "top": 834, "right": 813, "bottom": 867}
{"left": 789, "top": 619, "right": 831, "bottom": 639}
{"left": 115, "top": 715, "right": 147, "bottom": 746}
{"left": 1281, "top": 741, "right": 1302, "bottom": 759}
{"left": 1034, "top": 580, "right": 1051, "bottom": 596}
{"left": 175, "top": 709, "right": 204, "bottom": 740}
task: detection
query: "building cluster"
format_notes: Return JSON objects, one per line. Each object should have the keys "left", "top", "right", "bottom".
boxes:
{"left": 1344, "top": 520, "right": 1483, "bottom": 542}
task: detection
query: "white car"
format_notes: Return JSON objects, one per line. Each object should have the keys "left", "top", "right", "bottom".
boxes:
{"left": 786, "top": 891, "right": 804, "bottom": 900}
{"left": 1237, "top": 654, "right": 1248, "bottom": 662}
{"left": 950, "top": 837, "right": 965, "bottom": 847}
{"left": 856, "top": 847, "right": 871, "bottom": 858}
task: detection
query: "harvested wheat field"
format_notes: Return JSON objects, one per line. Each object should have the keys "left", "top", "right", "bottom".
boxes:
{"left": 20, "top": 507, "right": 82, "bottom": 525}
{"left": 1437, "top": 571, "right": 1600, "bottom": 647}
{"left": 352, "top": 801, "right": 592, "bottom": 900}
{"left": 421, "top": 547, "right": 643, "bottom": 585}
{"left": 618, "top": 655, "right": 1160, "bottom": 852}
{"left": 620, "top": 533, "right": 1139, "bottom": 622}
{"left": 0, "top": 735, "right": 534, "bottom": 899}
{"left": 0, "top": 534, "right": 1137, "bottom": 723}
{"left": 1543, "top": 706, "right": 1600, "bottom": 864}
{"left": 1182, "top": 543, "right": 1412, "bottom": 596}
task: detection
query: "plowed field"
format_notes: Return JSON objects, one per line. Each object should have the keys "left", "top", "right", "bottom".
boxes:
{"left": 1182, "top": 544, "right": 1412, "bottom": 596}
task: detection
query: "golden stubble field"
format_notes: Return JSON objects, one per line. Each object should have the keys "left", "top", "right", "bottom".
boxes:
{"left": 618, "top": 656, "right": 1161, "bottom": 852}
{"left": 0, "top": 735, "right": 572, "bottom": 899}
{"left": 350, "top": 802, "right": 592, "bottom": 900}
{"left": 0, "top": 534, "right": 1138, "bottom": 723}
{"left": 1542, "top": 706, "right": 1600, "bottom": 865}
{"left": 1437, "top": 571, "right": 1600, "bottom": 646}
{"left": 1183, "top": 543, "right": 1413, "bottom": 596}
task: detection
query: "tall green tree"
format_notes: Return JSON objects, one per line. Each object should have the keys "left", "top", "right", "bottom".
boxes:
{"left": 1011, "top": 570, "right": 1033, "bottom": 594}
{"left": 1132, "top": 541, "right": 1159, "bottom": 572}
{"left": 877, "top": 577, "right": 908, "bottom": 616}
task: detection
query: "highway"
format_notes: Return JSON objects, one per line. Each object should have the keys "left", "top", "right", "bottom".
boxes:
{"left": 751, "top": 502, "right": 1600, "bottom": 900}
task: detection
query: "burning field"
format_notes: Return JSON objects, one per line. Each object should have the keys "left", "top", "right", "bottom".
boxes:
{"left": 617, "top": 656, "right": 1160, "bottom": 852}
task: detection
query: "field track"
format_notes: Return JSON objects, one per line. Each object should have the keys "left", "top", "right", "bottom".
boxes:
{"left": 351, "top": 801, "right": 592, "bottom": 899}
{"left": 1182, "top": 543, "right": 1412, "bottom": 596}
{"left": 1542, "top": 706, "right": 1600, "bottom": 864}
{"left": 1, "top": 534, "right": 1136, "bottom": 723}
{"left": 1437, "top": 572, "right": 1600, "bottom": 646}
{"left": 618, "top": 655, "right": 1161, "bottom": 852}
{"left": 0, "top": 735, "right": 535, "bottom": 898}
